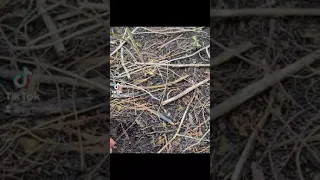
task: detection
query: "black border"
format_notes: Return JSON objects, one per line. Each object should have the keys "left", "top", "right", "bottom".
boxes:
{"left": 110, "top": 0, "right": 210, "bottom": 179}
{"left": 111, "top": 154, "right": 210, "bottom": 179}
{"left": 111, "top": 0, "right": 210, "bottom": 26}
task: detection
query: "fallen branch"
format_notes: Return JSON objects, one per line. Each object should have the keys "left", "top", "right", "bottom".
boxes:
{"left": 79, "top": 2, "right": 109, "bottom": 11}
{"left": 157, "top": 34, "right": 183, "bottom": 50}
{"left": 182, "top": 129, "right": 210, "bottom": 153}
{"left": 158, "top": 94, "right": 195, "bottom": 153}
{"left": 152, "top": 75, "right": 189, "bottom": 88}
{"left": 37, "top": 0, "right": 66, "bottom": 55}
{"left": 161, "top": 78, "right": 209, "bottom": 106}
{"left": 120, "top": 48, "right": 131, "bottom": 79}
{"left": 211, "top": 8, "right": 320, "bottom": 17}
{"left": 211, "top": 38, "right": 263, "bottom": 68}
{"left": 136, "top": 63, "right": 209, "bottom": 67}
{"left": 212, "top": 41, "right": 255, "bottom": 67}
{"left": 231, "top": 94, "right": 274, "bottom": 180}
{"left": 211, "top": 48, "right": 320, "bottom": 121}
{"left": 159, "top": 45, "right": 210, "bottom": 64}
{"left": 13, "top": 24, "right": 102, "bottom": 50}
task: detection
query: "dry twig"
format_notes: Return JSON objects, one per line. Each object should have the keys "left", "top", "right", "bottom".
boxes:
{"left": 212, "top": 41, "right": 255, "bottom": 67}
{"left": 37, "top": 0, "right": 66, "bottom": 55}
{"left": 161, "top": 78, "right": 209, "bottom": 105}
{"left": 230, "top": 93, "right": 274, "bottom": 180}
{"left": 211, "top": 48, "right": 320, "bottom": 121}
{"left": 211, "top": 8, "right": 320, "bottom": 17}
{"left": 158, "top": 93, "right": 195, "bottom": 153}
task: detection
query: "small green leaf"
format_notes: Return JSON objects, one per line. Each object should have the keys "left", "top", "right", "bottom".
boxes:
{"left": 157, "top": 136, "right": 164, "bottom": 145}
{"left": 136, "top": 42, "right": 142, "bottom": 48}
{"left": 192, "top": 35, "right": 201, "bottom": 48}
{"left": 151, "top": 136, "right": 155, "bottom": 146}
{"left": 162, "top": 122, "right": 167, "bottom": 129}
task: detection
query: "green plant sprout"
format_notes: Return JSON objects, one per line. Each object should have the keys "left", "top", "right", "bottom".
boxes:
{"left": 162, "top": 122, "right": 167, "bottom": 129}
{"left": 192, "top": 35, "right": 201, "bottom": 48}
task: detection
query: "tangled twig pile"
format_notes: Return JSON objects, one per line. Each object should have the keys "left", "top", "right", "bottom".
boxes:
{"left": 211, "top": 1, "right": 320, "bottom": 180}
{"left": 0, "top": 0, "right": 109, "bottom": 179}
{"left": 110, "top": 27, "right": 210, "bottom": 153}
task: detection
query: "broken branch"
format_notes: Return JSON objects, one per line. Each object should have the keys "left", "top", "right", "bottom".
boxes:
{"left": 211, "top": 48, "right": 320, "bottom": 121}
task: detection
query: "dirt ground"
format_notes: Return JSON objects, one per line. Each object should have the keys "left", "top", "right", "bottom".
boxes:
{"left": 211, "top": 1, "right": 320, "bottom": 180}
{"left": 110, "top": 27, "right": 210, "bottom": 153}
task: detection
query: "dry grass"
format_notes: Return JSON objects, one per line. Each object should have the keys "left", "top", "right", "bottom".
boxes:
{"left": 110, "top": 27, "right": 210, "bottom": 153}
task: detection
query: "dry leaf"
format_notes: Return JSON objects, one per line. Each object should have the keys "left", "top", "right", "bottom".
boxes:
{"left": 157, "top": 136, "right": 164, "bottom": 145}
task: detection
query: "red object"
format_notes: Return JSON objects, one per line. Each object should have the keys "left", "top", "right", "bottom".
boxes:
{"left": 110, "top": 138, "right": 116, "bottom": 153}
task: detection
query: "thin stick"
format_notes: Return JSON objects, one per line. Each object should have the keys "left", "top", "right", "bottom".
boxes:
{"left": 13, "top": 24, "right": 101, "bottom": 50}
{"left": 133, "top": 27, "right": 205, "bottom": 35}
{"left": 161, "top": 78, "right": 209, "bottom": 106}
{"left": 110, "top": 27, "right": 138, "bottom": 56}
{"left": 158, "top": 94, "right": 195, "bottom": 153}
{"left": 79, "top": 2, "right": 109, "bottom": 10}
{"left": 182, "top": 129, "right": 210, "bottom": 153}
{"left": 120, "top": 47, "right": 131, "bottom": 79}
{"left": 211, "top": 48, "right": 320, "bottom": 121}
{"left": 159, "top": 45, "right": 210, "bottom": 64}
{"left": 28, "top": 18, "right": 96, "bottom": 45}
{"left": 230, "top": 95, "right": 273, "bottom": 180}
{"left": 142, "top": 75, "right": 189, "bottom": 89}
{"left": 157, "top": 34, "right": 183, "bottom": 49}
{"left": 37, "top": 0, "right": 66, "bottom": 55}
{"left": 211, "top": 39, "right": 262, "bottom": 68}
{"left": 212, "top": 41, "right": 255, "bottom": 67}
{"left": 211, "top": 8, "right": 320, "bottom": 17}
{"left": 176, "top": 134, "right": 210, "bottom": 142}
{"left": 206, "top": 46, "right": 210, "bottom": 58}
{"left": 136, "top": 63, "right": 209, "bottom": 67}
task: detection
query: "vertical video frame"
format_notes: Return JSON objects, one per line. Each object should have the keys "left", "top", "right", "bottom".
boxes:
{"left": 110, "top": 27, "right": 210, "bottom": 153}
